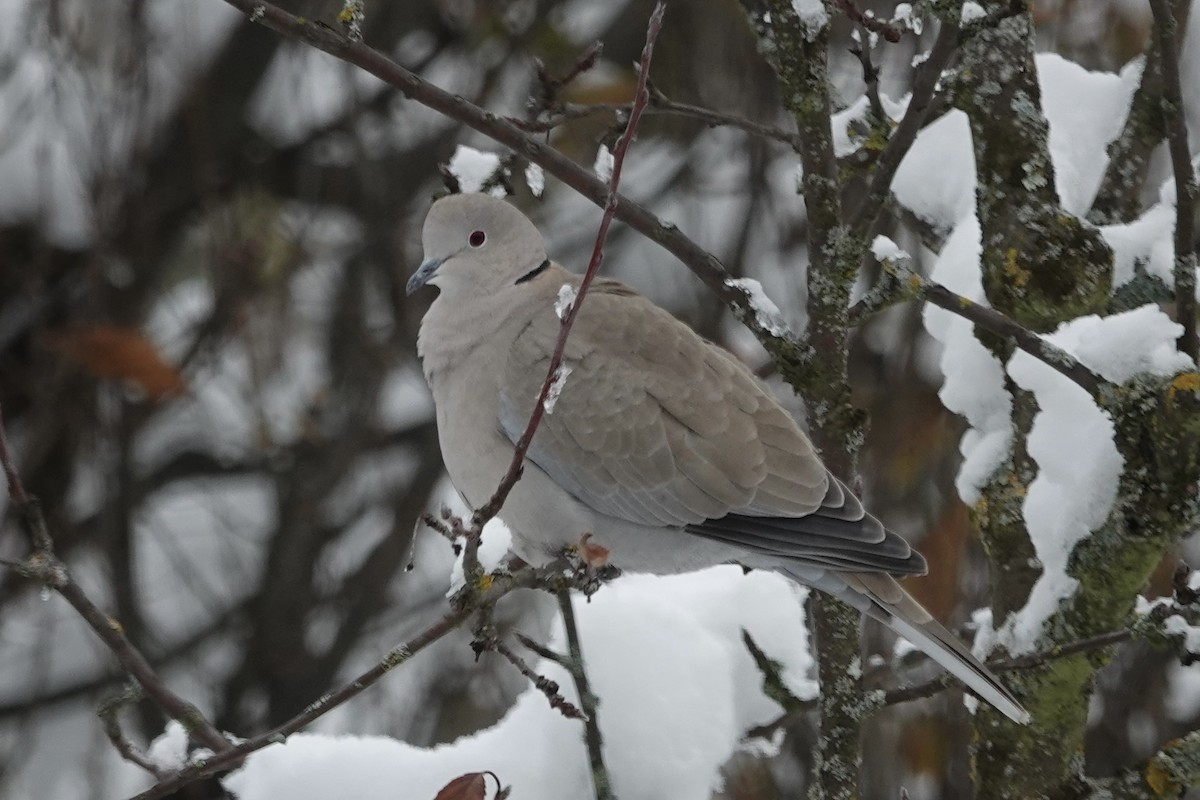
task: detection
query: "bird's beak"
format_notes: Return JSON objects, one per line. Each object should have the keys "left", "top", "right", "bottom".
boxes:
{"left": 406, "top": 256, "right": 445, "bottom": 296}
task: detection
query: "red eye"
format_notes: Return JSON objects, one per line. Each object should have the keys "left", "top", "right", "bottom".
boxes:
{"left": 469, "top": 230, "right": 486, "bottom": 247}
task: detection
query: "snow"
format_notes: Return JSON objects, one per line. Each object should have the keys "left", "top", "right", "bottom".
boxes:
{"left": 831, "top": 94, "right": 909, "bottom": 159}
{"left": 990, "top": 306, "right": 1193, "bottom": 653}
{"left": 1039, "top": 55, "right": 1137, "bottom": 214}
{"left": 593, "top": 145, "right": 614, "bottom": 183}
{"left": 447, "top": 518, "right": 515, "bottom": 596}
{"left": 224, "top": 568, "right": 815, "bottom": 800}
{"left": 726, "top": 278, "right": 791, "bottom": 337}
{"left": 555, "top": 284, "right": 577, "bottom": 320}
{"left": 893, "top": 54, "right": 1139, "bottom": 231}
{"left": 791, "top": 0, "right": 828, "bottom": 40}
{"left": 921, "top": 217, "right": 1012, "bottom": 504}
{"left": 543, "top": 365, "right": 573, "bottom": 414}
{"left": 1163, "top": 614, "right": 1200, "bottom": 655}
{"left": 961, "top": 1, "right": 986, "bottom": 22}
{"left": 892, "top": 3, "right": 922, "bottom": 35}
{"left": 525, "top": 163, "right": 545, "bottom": 198}
{"left": 892, "top": 110, "right": 976, "bottom": 229}
{"left": 448, "top": 145, "right": 507, "bottom": 197}
{"left": 147, "top": 721, "right": 191, "bottom": 771}
{"left": 870, "top": 235, "right": 909, "bottom": 263}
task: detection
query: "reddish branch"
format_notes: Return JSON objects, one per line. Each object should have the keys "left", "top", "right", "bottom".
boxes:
{"left": 471, "top": 1, "right": 666, "bottom": 531}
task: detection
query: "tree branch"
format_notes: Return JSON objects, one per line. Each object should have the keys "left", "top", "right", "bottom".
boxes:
{"left": 0, "top": 405, "right": 232, "bottom": 757}
{"left": 1148, "top": 0, "right": 1199, "bottom": 362}
{"left": 848, "top": 16, "right": 960, "bottom": 233}
{"left": 557, "top": 590, "right": 613, "bottom": 800}
{"left": 215, "top": 0, "right": 779, "bottom": 346}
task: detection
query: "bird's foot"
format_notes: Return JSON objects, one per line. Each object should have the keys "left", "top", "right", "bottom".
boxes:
{"left": 561, "top": 533, "right": 621, "bottom": 598}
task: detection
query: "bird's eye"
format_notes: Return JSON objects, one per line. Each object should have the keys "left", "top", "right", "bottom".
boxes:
{"left": 468, "top": 230, "right": 486, "bottom": 248}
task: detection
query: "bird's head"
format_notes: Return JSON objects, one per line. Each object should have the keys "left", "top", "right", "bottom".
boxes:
{"left": 407, "top": 193, "right": 549, "bottom": 298}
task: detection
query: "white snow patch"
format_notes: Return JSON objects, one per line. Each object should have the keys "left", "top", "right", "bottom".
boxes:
{"left": 920, "top": 217, "right": 1012, "bottom": 504}
{"left": 543, "top": 365, "right": 573, "bottom": 414}
{"left": 1164, "top": 614, "right": 1200, "bottom": 655}
{"left": 1039, "top": 54, "right": 1137, "bottom": 214}
{"left": 727, "top": 277, "right": 791, "bottom": 337}
{"left": 892, "top": 3, "right": 922, "bottom": 34}
{"left": 147, "top": 721, "right": 191, "bottom": 771}
{"left": 225, "top": 568, "right": 816, "bottom": 800}
{"left": 555, "top": 284, "right": 577, "bottom": 320}
{"left": 994, "top": 306, "right": 1193, "bottom": 653}
{"left": 961, "top": 1, "right": 986, "bottom": 22}
{"left": 870, "top": 235, "right": 909, "bottom": 262}
{"left": 1166, "top": 663, "right": 1200, "bottom": 722}
{"left": 831, "top": 94, "right": 909, "bottom": 158}
{"left": 448, "top": 145, "right": 506, "bottom": 197}
{"left": 525, "top": 163, "right": 545, "bottom": 197}
{"left": 446, "top": 517, "right": 515, "bottom": 596}
{"left": 791, "top": 0, "right": 829, "bottom": 39}
{"left": 593, "top": 145, "right": 614, "bottom": 183}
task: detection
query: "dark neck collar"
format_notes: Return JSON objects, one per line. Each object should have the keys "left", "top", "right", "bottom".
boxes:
{"left": 515, "top": 258, "right": 550, "bottom": 285}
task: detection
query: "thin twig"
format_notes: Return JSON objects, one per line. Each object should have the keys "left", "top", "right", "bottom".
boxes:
{"left": 0, "top": 406, "right": 232, "bottom": 756}
{"left": 128, "top": 559, "right": 597, "bottom": 799}
{"left": 217, "top": 0, "right": 767, "bottom": 341}
{"left": 557, "top": 590, "right": 612, "bottom": 800}
{"left": 514, "top": 630, "right": 571, "bottom": 666}
{"left": 833, "top": 0, "right": 903, "bottom": 43}
{"left": 99, "top": 685, "right": 168, "bottom": 780}
{"left": 509, "top": 86, "right": 802, "bottom": 150}
{"left": 1148, "top": 0, "right": 1199, "bottom": 362}
{"left": 493, "top": 639, "right": 587, "bottom": 720}
{"left": 128, "top": 602, "right": 475, "bottom": 799}
{"left": 848, "top": 17, "right": 959, "bottom": 232}
{"left": 470, "top": 1, "right": 666, "bottom": 531}
{"left": 849, "top": 262, "right": 1105, "bottom": 395}
{"left": 848, "top": 30, "right": 885, "bottom": 122}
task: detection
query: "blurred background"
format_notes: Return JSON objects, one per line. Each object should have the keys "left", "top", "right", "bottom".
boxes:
{"left": 0, "top": 0, "right": 1195, "bottom": 797}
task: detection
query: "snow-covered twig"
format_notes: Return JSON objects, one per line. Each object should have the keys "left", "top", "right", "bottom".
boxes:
{"left": 99, "top": 685, "right": 168, "bottom": 780}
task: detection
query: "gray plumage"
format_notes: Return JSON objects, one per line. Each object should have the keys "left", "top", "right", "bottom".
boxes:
{"left": 408, "top": 193, "right": 1029, "bottom": 724}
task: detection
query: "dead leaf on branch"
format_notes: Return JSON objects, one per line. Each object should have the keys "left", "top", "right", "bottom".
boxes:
{"left": 48, "top": 325, "right": 186, "bottom": 400}
{"left": 432, "top": 771, "right": 508, "bottom": 800}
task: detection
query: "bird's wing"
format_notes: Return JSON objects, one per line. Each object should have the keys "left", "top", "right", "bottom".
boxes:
{"left": 499, "top": 278, "right": 922, "bottom": 574}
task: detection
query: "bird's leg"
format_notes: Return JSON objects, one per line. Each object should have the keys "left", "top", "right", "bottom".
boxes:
{"left": 560, "top": 533, "right": 621, "bottom": 599}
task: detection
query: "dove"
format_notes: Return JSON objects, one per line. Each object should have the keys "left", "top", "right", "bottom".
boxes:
{"left": 407, "top": 192, "right": 1029, "bottom": 724}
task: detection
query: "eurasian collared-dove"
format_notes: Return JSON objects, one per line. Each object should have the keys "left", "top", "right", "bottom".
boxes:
{"left": 407, "top": 193, "right": 1029, "bottom": 724}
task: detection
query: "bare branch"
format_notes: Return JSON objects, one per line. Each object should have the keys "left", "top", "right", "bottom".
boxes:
{"left": 832, "top": 0, "right": 903, "bottom": 43}
{"left": 848, "top": 17, "right": 959, "bottom": 233}
{"left": 216, "top": 0, "right": 774, "bottom": 342}
{"left": 0, "top": 406, "right": 232, "bottom": 757}
{"left": 491, "top": 639, "right": 587, "bottom": 720}
{"left": 850, "top": 261, "right": 1106, "bottom": 396}
{"left": 509, "top": 86, "right": 802, "bottom": 150}
{"left": 99, "top": 686, "right": 168, "bottom": 780}
{"left": 557, "top": 590, "right": 612, "bottom": 800}
{"left": 1148, "top": 0, "right": 1199, "bottom": 361}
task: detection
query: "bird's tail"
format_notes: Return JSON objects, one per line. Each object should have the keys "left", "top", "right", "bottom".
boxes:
{"left": 784, "top": 567, "right": 1030, "bottom": 724}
